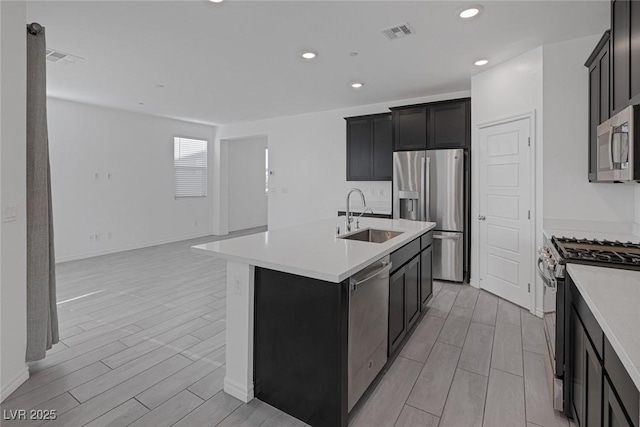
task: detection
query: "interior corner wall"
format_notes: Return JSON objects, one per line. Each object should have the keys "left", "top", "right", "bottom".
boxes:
{"left": 212, "top": 91, "right": 470, "bottom": 233}
{"left": 47, "top": 98, "right": 217, "bottom": 262}
{"left": 543, "top": 34, "right": 636, "bottom": 225}
{"left": 1, "top": 0, "right": 29, "bottom": 401}
{"left": 470, "top": 46, "right": 544, "bottom": 312}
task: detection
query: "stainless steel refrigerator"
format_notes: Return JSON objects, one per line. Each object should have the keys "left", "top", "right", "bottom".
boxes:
{"left": 393, "top": 149, "right": 465, "bottom": 282}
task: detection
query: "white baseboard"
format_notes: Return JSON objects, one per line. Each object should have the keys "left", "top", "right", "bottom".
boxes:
{"left": 224, "top": 377, "right": 254, "bottom": 403}
{"left": 55, "top": 230, "right": 216, "bottom": 263}
{"left": 535, "top": 308, "right": 544, "bottom": 318}
{"left": 469, "top": 279, "right": 480, "bottom": 289}
{"left": 633, "top": 222, "right": 640, "bottom": 236}
{"left": 1, "top": 365, "right": 29, "bottom": 402}
{"left": 228, "top": 222, "right": 268, "bottom": 233}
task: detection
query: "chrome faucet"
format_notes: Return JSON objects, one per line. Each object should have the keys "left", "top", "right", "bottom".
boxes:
{"left": 346, "top": 188, "right": 367, "bottom": 232}
{"left": 356, "top": 208, "right": 374, "bottom": 229}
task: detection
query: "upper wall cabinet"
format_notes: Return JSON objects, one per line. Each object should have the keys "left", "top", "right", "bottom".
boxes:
{"left": 391, "top": 98, "right": 471, "bottom": 151}
{"left": 585, "top": 31, "right": 611, "bottom": 182}
{"left": 429, "top": 99, "right": 471, "bottom": 149}
{"left": 345, "top": 113, "right": 392, "bottom": 181}
{"left": 391, "top": 106, "right": 429, "bottom": 151}
{"left": 610, "top": 0, "right": 640, "bottom": 114}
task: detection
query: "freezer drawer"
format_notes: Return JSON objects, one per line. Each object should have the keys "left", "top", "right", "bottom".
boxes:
{"left": 432, "top": 231, "right": 463, "bottom": 282}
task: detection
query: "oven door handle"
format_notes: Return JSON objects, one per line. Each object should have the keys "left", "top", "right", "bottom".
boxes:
{"left": 537, "top": 257, "right": 557, "bottom": 289}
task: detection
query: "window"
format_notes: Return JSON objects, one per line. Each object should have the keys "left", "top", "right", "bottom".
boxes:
{"left": 174, "top": 137, "right": 208, "bottom": 198}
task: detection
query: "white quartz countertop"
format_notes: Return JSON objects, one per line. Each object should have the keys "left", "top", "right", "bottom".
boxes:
{"left": 567, "top": 264, "right": 640, "bottom": 391}
{"left": 192, "top": 217, "right": 435, "bottom": 283}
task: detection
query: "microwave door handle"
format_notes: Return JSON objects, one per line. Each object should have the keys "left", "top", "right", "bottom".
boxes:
{"left": 609, "top": 126, "right": 615, "bottom": 169}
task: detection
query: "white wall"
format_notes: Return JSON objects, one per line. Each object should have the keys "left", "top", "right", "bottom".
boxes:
{"left": 227, "top": 136, "right": 268, "bottom": 232}
{"left": 543, "top": 35, "right": 635, "bottom": 225}
{"left": 212, "top": 91, "right": 470, "bottom": 234}
{"left": 47, "top": 98, "right": 217, "bottom": 262}
{"left": 1, "top": 0, "right": 29, "bottom": 401}
{"left": 471, "top": 47, "right": 544, "bottom": 313}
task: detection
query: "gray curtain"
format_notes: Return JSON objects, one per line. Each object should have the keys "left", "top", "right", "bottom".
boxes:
{"left": 26, "top": 23, "right": 59, "bottom": 362}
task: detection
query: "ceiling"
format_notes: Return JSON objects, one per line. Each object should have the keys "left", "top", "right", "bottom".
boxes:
{"left": 27, "top": 1, "right": 609, "bottom": 125}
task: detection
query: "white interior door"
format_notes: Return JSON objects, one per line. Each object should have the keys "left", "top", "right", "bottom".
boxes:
{"left": 479, "top": 117, "right": 532, "bottom": 309}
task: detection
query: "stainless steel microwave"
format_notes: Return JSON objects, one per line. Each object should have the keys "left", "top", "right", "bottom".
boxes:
{"left": 596, "top": 104, "right": 639, "bottom": 182}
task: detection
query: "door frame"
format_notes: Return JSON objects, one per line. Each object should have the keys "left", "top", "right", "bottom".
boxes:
{"left": 474, "top": 110, "right": 537, "bottom": 314}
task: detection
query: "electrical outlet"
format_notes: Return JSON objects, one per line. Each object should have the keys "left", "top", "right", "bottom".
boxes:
{"left": 233, "top": 278, "right": 243, "bottom": 296}
{"left": 95, "top": 234, "right": 100, "bottom": 241}
{"left": 107, "top": 172, "right": 112, "bottom": 180}
{"left": 378, "top": 188, "right": 384, "bottom": 196}
{"left": 94, "top": 172, "right": 100, "bottom": 180}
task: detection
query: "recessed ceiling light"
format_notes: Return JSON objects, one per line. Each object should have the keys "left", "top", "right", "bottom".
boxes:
{"left": 301, "top": 51, "right": 317, "bottom": 59}
{"left": 459, "top": 5, "right": 483, "bottom": 19}
{"left": 349, "top": 52, "right": 359, "bottom": 57}
{"left": 138, "top": 102, "right": 145, "bottom": 105}
{"left": 209, "top": 0, "right": 224, "bottom": 3}
{"left": 474, "top": 59, "right": 489, "bottom": 66}
{"left": 351, "top": 82, "right": 364, "bottom": 89}
{"left": 154, "top": 84, "right": 165, "bottom": 88}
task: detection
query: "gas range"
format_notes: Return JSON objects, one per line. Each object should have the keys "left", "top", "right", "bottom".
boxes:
{"left": 544, "top": 236, "right": 640, "bottom": 277}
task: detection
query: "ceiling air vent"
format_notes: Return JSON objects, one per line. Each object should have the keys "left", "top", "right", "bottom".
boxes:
{"left": 380, "top": 23, "right": 415, "bottom": 41}
{"left": 45, "top": 48, "right": 83, "bottom": 65}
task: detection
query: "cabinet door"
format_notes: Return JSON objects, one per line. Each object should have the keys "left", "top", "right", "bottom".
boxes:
{"left": 405, "top": 255, "right": 421, "bottom": 331}
{"left": 612, "top": 0, "right": 630, "bottom": 113}
{"left": 428, "top": 101, "right": 469, "bottom": 149}
{"left": 584, "top": 337, "right": 603, "bottom": 427}
{"left": 371, "top": 115, "right": 393, "bottom": 180}
{"left": 589, "top": 63, "right": 600, "bottom": 181}
{"left": 604, "top": 377, "right": 635, "bottom": 427}
{"left": 393, "top": 107, "right": 428, "bottom": 151}
{"left": 420, "top": 246, "right": 433, "bottom": 308}
{"left": 600, "top": 47, "right": 611, "bottom": 123}
{"left": 571, "top": 307, "right": 585, "bottom": 426}
{"left": 346, "top": 118, "right": 372, "bottom": 181}
{"left": 630, "top": 0, "right": 640, "bottom": 101}
{"left": 388, "top": 267, "right": 406, "bottom": 356}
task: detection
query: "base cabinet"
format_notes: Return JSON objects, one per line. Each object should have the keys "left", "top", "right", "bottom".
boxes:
{"left": 568, "top": 273, "right": 639, "bottom": 427}
{"left": 388, "top": 232, "right": 433, "bottom": 357}
{"left": 604, "top": 376, "right": 634, "bottom": 427}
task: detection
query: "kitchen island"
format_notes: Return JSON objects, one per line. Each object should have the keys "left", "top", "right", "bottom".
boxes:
{"left": 193, "top": 217, "right": 436, "bottom": 427}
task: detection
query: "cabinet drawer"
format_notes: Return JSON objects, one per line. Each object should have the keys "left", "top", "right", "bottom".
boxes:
{"left": 390, "top": 238, "right": 420, "bottom": 274}
{"left": 605, "top": 338, "right": 640, "bottom": 427}
{"left": 420, "top": 232, "right": 433, "bottom": 250}
{"left": 571, "top": 280, "right": 604, "bottom": 359}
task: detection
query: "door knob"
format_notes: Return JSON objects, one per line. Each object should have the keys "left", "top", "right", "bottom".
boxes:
{"left": 478, "top": 215, "right": 486, "bottom": 221}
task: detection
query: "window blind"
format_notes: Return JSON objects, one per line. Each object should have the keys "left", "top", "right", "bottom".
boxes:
{"left": 174, "top": 137, "right": 208, "bottom": 198}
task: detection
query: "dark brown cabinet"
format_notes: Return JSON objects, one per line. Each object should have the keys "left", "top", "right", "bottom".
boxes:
{"left": 420, "top": 245, "right": 433, "bottom": 309}
{"left": 392, "top": 106, "right": 428, "bottom": 151}
{"left": 429, "top": 100, "right": 471, "bottom": 149}
{"left": 570, "top": 305, "right": 603, "bottom": 427}
{"left": 604, "top": 377, "right": 634, "bottom": 427}
{"left": 391, "top": 99, "right": 470, "bottom": 151}
{"left": 405, "top": 255, "right": 421, "bottom": 332}
{"left": 388, "top": 267, "right": 407, "bottom": 355}
{"left": 585, "top": 31, "right": 611, "bottom": 182}
{"left": 388, "top": 232, "right": 433, "bottom": 357}
{"left": 345, "top": 113, "right": 392, "bottom": 181}
{"left": 568, "top": 273, "right": 639, "bottom": 427}
{"left": 612, "top": 0, "right": 630, "bottom": 113}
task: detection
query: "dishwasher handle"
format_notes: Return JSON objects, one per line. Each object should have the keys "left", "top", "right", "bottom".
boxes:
{"left": 350, "top": 260, "right": 392, "bottom": 290}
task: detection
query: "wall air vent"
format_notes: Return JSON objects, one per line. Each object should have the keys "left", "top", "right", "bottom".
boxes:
{"left": 380, "top": 23, "right": 415, "bottom": 41}
{"left": 45, "top": 48, "right": 84, "bottom": 65}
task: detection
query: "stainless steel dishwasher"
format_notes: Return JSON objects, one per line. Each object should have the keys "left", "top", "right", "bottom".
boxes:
{"left": 348, "top": 255, "right": 391, "bottom": 412}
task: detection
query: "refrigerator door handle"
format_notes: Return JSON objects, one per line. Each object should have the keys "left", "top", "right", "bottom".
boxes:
{"left": 420, "top": 156, "right": 427, "bottom": 221}
{"left": 425, "top": 156, "right": 431, "bottom": 222}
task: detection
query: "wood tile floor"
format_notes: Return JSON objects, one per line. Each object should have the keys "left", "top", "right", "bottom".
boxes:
{"left": 2, "top": 229, "right": 571, "bottom": 427}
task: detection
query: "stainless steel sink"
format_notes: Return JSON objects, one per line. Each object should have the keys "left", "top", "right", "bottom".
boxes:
{"left": 340, "top": 228, "right": 403, "bottom": 243}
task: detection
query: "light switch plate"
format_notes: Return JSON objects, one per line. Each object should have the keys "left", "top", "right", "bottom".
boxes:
{"left": 2, "top": 203, "right": 17, "bottom": 223}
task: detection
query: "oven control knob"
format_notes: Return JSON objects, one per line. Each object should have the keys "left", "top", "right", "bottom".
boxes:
{"left": 537, "top": 246, "right": 548, "bottom": 254}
